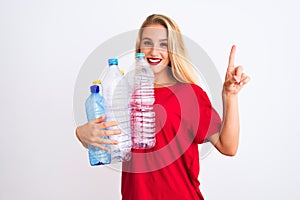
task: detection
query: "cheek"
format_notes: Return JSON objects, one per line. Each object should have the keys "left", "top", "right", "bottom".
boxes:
{"left": 140, "top": 47, "right": 150, "bottom": 55}
{"left": 162, "top": 53, "right": 170, "bottom": 65}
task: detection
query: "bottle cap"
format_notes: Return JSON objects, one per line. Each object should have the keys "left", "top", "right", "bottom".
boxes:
{"left": 90, "top": 85, "right": 99, "bottom": 93}
{"left": 136, "top": 53, "right": 145, "bottom": 58}
{"left": 92, "top": 80, "right": 101, "bottom": 85}
{"left": 108, "top": 58, "right": 118, "bottom": 66}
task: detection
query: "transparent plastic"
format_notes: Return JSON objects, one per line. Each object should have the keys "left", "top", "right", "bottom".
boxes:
{"left": 130, "top": 53, "right": 156, "bottom": 149}
{"left": 102, "top": 58, "right": 132, "bottom": 163}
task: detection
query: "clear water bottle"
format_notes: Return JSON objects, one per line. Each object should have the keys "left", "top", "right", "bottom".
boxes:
{"left": 102, "top": 58, "right": 132, "bottom": 163}
{"left": 130, "top": 52, "right": 156, "bottom": 149}
{"left": 85, "top": 84, "right": 111, "bottom": 166}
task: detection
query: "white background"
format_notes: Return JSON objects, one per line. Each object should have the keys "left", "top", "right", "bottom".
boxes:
{"left": 1, "top": 0, "right": 299, "bottom": 199}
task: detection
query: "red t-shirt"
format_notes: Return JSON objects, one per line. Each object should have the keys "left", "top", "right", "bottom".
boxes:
{"left": 122, "top": 83, "right": 222, "bottom": 200}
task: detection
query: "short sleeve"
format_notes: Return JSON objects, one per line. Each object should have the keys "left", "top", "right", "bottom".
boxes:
{"left": 191, "top": 85, "right": 222, "bottom": 144}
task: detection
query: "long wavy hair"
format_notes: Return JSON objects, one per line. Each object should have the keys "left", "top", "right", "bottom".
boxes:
{"left": 136, "top": 14, "right": 199, "bottom": 85}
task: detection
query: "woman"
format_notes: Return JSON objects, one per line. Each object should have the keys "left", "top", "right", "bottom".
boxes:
{"left": 76, "top": 14, "right": 250, "bottom": 199}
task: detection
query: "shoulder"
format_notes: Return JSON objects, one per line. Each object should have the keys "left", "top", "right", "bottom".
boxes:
{"left": 190, "top": 83, "right": 205, "bottom": 92}
{"left": 183, "top": 83, "right": 212, "bottom": 105}
{"left": 177, "top": 83, "right": 206, "bottom": 95}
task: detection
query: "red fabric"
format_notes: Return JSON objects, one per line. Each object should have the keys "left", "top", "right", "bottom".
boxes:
{"left": 122, "top": 83, "right": 222, "bottom": 200}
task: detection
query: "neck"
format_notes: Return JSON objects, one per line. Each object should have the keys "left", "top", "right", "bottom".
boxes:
{"left": 154, "top": 74, "right": 178, "bottom": 88}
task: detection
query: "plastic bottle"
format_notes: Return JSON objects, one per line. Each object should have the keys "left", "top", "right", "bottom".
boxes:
{"left": 85, "top": 84, "right": 111, "bottom": 166}
{"left": 101, "top": 58, "right": 132, "bottom": 163}
{"left": 130, "top": 52, "right": 156, "bottom": 149}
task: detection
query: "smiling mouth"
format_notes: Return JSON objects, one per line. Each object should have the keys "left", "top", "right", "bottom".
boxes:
{"left": 147, "top": 58, "right": 162, "bottom": 65}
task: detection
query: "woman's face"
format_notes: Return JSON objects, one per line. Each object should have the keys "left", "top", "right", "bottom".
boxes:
{"left": 140, "top": 23, "right": 170, "bottom": 75}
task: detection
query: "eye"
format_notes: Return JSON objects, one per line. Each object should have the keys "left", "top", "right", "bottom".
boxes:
{"left": 143, "top": 41, "right": 153, "bottom": 46}
{"left": 160, "top": 42, "right": 168, "bottom": 48}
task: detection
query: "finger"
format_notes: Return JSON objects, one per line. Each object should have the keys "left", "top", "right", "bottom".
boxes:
{"left": 225, "top": 71, "right": 236, "bottom": 85}
{"left": 93, "top": 114, "right": 106, "bottom": 123}
{"left": 100, "top": 138, "right": 119, "bottom": 145}
{"left": 239, "top": 75, "right": 250, "bottom": 86}
{"left": 101, "top": 121, "right": 118, "bottom": 129}
{"left": 89, "top": 143, "right": 110, "bottom": 152}
{"left": 93, "top": 136, "right": 118, "bottom": 145}
{"left": 240, "top": 72, "right": 247, "bottom": 81}
{"left": 102, "top": 129, "right": 121, "bottom": 136}
{"left": 90, "top": 137, "right": 119, "bottom": 151}
{"left": 228, "top": 45, "right": 236, "bottom": 71}
{"left": 234, "top": 65, "right": 244, "bottom": 83}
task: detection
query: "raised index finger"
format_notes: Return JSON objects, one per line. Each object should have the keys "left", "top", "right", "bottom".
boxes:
{"left": 228, "top": 45, "right": 236, "bottom": 70}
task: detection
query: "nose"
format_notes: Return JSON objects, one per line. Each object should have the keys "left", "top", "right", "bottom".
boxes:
{"left": 149, "top": 45, "right": 161, "bottom": 56}
{"left": 149, "top": 46, "right": 158, "bottom": 57}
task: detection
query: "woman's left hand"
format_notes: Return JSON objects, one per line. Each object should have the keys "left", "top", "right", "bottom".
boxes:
{"left": 223, "top": 45, "right": 250, "bottom": 96}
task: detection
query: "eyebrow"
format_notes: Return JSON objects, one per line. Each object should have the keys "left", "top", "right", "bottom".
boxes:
{"left": 142, "top": 37, "right": 168, "bottom": 42}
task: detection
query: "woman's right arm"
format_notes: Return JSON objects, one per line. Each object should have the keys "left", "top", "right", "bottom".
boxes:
{"left": 75, "top": 114, "right": 121, "bottom": 151}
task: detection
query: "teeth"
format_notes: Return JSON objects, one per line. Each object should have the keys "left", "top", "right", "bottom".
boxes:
{"left": 149, "top": 58, "right": 161, "bottom": 63}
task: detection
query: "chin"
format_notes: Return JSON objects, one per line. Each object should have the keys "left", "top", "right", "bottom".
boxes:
{"left": 150, "top": 67, "right": 163, "bottom": 74}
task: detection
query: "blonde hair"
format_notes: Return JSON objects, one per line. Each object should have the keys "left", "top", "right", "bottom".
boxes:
{"left": 136, "top": 14, "right": 199, "bottom": 85}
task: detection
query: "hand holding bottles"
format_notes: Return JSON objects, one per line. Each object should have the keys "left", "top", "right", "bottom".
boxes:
{"left": 76, "top": 115, "right": 121, "bottom": 152}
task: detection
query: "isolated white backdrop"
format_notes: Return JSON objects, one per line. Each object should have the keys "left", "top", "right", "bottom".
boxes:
{"left": 1, "top": 0, "right": 299, "bottom": 199}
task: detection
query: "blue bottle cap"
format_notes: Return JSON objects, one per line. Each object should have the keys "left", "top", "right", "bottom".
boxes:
{"left": 135, "top": 53, "right": 145, "bottom": 58}
{"left": 90, "top": 85, "right": 99, "bottom": 93}
{"left": 108, "top": 58, "right": 118, "bottom": 66}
